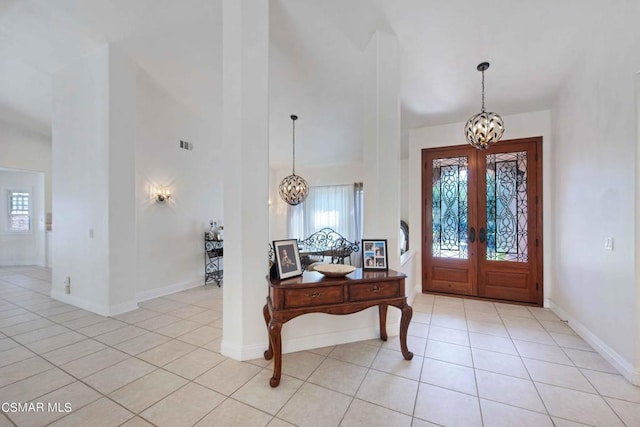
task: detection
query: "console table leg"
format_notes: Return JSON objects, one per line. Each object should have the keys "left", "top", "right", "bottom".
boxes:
{"left": 400, "top": 303, "right": 414, "bottom": 360}
{"left": 268, "top": 320, "right": 282, "bottom": 387}
{"left": 378, "top": 304, "right": 388, "bottom": 341}
{"left": 263, "top": 304, "right": 273, "bottom": 360}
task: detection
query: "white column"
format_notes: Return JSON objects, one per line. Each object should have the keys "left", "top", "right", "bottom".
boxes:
{"left": 221, "top": 0, "right": 270, "bottom": 359}
{"left": 363, "top": 31, "right": 402, "bottom": 270}
{"left": 52, "top": 45, "right": 137, "bottom": 315}
{"left": 634, "top": 73, "right": 640, "bottom": 385}
{"left": 107, "top": 48, "right": 137, "bottom": 312}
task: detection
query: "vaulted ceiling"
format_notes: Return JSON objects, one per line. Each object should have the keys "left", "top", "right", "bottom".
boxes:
{"left": 0, "top": 0, "right": 610, "bottom": 167}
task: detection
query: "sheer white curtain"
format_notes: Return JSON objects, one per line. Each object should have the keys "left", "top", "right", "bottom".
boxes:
{"left": 289, "top": 184, "right": 356, "bottom": 242}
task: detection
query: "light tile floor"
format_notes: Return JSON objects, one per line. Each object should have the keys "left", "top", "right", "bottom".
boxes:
{"left": 1, "top": 266, "right": 639, "bottom": 426}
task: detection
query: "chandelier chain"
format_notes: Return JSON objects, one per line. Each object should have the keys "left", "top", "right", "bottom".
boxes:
{"left": 292, "top": 117, "right": 296, "bottom": 175}
{"left": 481, "top": 68, "right": 486, "bottom": 113}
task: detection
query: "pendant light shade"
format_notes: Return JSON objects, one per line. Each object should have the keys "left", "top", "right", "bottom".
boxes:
{"left": 278, "top": 115, "right": 309, "bottom": 206}
{"left": 464, "top": 62, "right": 505, "bottom": 150}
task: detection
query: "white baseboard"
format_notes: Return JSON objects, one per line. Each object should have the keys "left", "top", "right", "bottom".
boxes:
{"left": 408, "top": 284, "right": 422, "bottom": 305}
{"left": 51, "top": 290, "right": 138, "bottom": 317}
{"left": 51, "top": 278, "right": 204, "bottom": 317}
{"left": 136, "top": 278, "right": 204, "bottom": 303}
{"left": 221, "top": 323, "right": 399, "bottom": 361}
{"left": 109, "top": 300, "right": 140, "bottom": 316}
{"left": 549, "top": 299, "right": 638, "bottom": 385}
{"left": 220, "top": 340, "right": 266, "bottom": 361}
{"left": 400, "top": 250, "right": 416, "bottom": 266}
{"left": 0, "top": 260, "right": 39, "bottom": 267}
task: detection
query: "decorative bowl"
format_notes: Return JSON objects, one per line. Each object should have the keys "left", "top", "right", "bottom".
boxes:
{"left": 314, "top": 264, "right": 356, "bottom": 277}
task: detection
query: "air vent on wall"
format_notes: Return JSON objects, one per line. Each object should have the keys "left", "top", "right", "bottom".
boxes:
{"left": 179, "top": 140, "right": 193, "bottom": 151}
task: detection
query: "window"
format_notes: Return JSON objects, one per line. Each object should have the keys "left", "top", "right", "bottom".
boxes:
{"left": 289, "top": 183, "right": 363, "bottom": 244}
{"left": 8, "top": 191, "right": 30, "bottom": 232}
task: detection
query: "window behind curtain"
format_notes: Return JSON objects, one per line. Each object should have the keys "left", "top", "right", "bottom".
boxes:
{"left": 289, "top": 184, "right": 360, "bottom": 243}
{"left": 8, "top": 191, "right": 30, "bottom": 232}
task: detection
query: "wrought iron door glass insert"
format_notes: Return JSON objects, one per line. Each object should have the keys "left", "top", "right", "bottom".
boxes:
{"left": 486, "top": 151, "right": 528, "bottom": 262}
{"left": 432, "top": 156, "right": 468, "bottom": 259}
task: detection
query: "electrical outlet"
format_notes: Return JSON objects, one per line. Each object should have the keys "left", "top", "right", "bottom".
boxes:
{"left": 64, "top": 276, "right": 71, "bottom": 294}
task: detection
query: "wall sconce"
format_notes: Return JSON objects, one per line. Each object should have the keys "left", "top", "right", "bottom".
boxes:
{"left": 154, "top": 186, "right": 172, "bottom": 203}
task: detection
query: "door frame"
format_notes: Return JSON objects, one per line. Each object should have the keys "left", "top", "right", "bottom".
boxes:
{"left": 421, "top": 137, "right": 544, "bottom": 306}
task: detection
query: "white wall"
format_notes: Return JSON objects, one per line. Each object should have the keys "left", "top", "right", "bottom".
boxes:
{"left": 551, "top": 0, "right": 640, "bottom": 383}
{"left": 0, "top": 120, "right": 51, "bottom": 213}
{"left": 400, "top": 159, "right": 409, "bottom": 223}
{"left": 135, "top": 71, "right": 222, "bottom": 300}
{"left": 0, "top": 169, "right": 45, "bottom": 266}
{"left": 408, "top": 110, "right": 553, "bottom": 300}
{"left": 52, "top": 44, "right": 222, "bottom": 315}
{"left": 52, "top": 45, "right": 112, "bottom": 314}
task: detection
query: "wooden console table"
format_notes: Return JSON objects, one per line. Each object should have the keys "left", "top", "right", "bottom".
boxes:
{"left": 263, "top": 268, "right": 413, "bottom": 387}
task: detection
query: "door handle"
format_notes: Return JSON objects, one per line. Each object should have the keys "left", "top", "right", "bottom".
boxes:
{"left": 479, "top": 227, "right": 486, "bottom": 244}
{"left": 469, "top": 227, "right": 476, "bottom": 243}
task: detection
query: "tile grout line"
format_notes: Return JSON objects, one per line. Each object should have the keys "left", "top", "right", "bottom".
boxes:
{"left": 2, "top": 267, "right": 636, "bottom": 426}
{"left": 514, "top": 308, "right": 557, "bottom": 422}
{"left": 0, "top": 269, "right": 228, "bottom": 426}
{"left": 467, "top": 299, "right": 486, "bottom": 426}
{"left": 411, "top": 293, "right": 435, "bottom": 425}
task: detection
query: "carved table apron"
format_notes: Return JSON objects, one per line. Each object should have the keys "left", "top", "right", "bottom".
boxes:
{"left": 263, "top": 268, "right": 413, "bottom": 387}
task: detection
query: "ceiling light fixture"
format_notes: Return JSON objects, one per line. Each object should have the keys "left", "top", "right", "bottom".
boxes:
{"left": 278, "top": 115, "right": 309, "bottom": 205}
{"left": 464, "top": 62, "right": 505, "bottom": 150}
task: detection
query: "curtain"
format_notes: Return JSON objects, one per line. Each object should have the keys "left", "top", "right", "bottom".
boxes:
{"left": 353, "top": 182, "right": 364, "bottom": 266}
{"left": 288, "top": 184, "right": 356, "bottom": 242}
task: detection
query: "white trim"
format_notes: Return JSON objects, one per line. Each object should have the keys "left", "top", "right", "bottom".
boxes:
{"left": 135, "top": 277, "right": 204, "bottom": 303}
{"left": 221, "top": 323, "right": 399, "bottom": 361}
{"left": 0, "top": 258, "right": 41, "bottom": 267}
{"left": 109, "top": 300, "right": 140, "bottom": 316}
{"left": 634, "top": 72, "right": 640, "bottom": 387}
{"left": 400, "top": 249, "right": 415, "bottom": 266}
{"left": 408, "top": 283, "right": 422, "bottom": 305}
{"left": 220, "top": 340, "right": 265, "bottom": 361}
{"left": 549, "top": 299, "right": 638, "bottom": 385}
{"left": 51, "top": 290, "right": 138, "bottom": 317}
{"left": 52, "top": 278, "right": 205, "bottom": 317}
{"left": 282, "top": 323, "right": 398, "bottom": 354}
{"left": 51, "top": 290, "right": 109, "bottom": 316}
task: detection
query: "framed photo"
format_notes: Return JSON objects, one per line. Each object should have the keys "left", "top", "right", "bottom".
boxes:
{"left": 362, "top": 239, "right": 388, "bottom": 271}
{"left": 273, "top": 239, "right": 303, "bottom": 279}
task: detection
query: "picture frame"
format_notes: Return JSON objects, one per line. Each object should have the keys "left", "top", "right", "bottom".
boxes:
{"left": 273, "top": 239, "right": 303, "bottom": 279}
{"left": 362, "top": 239, "right": 388, "bottom": 271}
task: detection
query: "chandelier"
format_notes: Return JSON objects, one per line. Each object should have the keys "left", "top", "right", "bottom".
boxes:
{"left": 278, "top": 115, "right": 309, "bottom": 205}
{"left": 464, "top": 62, "right": 505, "bottom": 150}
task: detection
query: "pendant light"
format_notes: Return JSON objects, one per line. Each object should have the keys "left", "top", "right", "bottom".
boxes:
{"left": 464, "top": 62, "right": 505, "bottom": 150}
{"left": 278, "top": 115, "right": 309, "bottom": 205}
